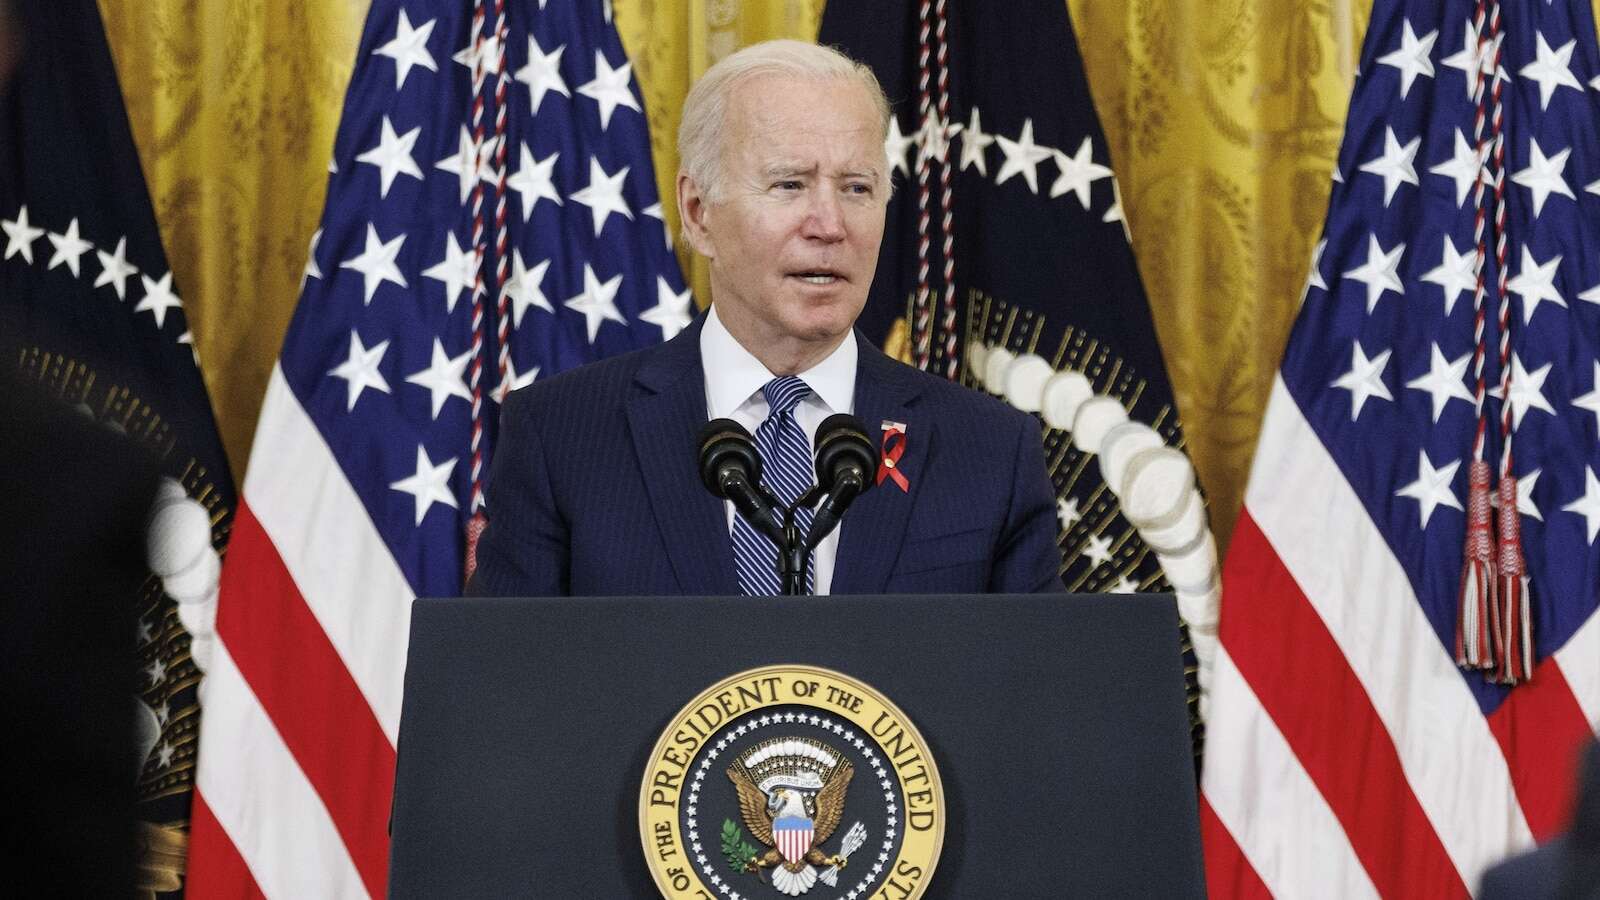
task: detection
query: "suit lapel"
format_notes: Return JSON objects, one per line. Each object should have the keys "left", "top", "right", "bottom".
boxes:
{"left": 626, "top": 318, "right": 740, "bottom": 595}
{"left": 831, "top": 337, "right": 929, "bottom": 594}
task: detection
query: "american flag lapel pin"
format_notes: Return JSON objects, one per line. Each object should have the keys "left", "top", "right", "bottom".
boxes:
{"left": 878, "top": 420, "right": 909, "bottom": 492}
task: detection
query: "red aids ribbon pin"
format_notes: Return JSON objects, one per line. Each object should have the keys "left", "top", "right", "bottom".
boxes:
{"left": 878, "top": 420, "right": 909, "bottom": 492}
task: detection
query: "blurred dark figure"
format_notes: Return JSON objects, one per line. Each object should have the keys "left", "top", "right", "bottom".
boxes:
{"left": 3, "top": 0, "right": 238, "bottom": 892}
{"left": 0, "top": 0, "right": 152, "bottom": 893}
{"left": 1480, "top": 740, "right": 1600, "bottom": 900}
{"left": 0, "top": 367, "right": 155, "bottom": 897}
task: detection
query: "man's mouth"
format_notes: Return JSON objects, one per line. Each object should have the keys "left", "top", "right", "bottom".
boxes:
{"left": 790, "top": 270, "right": 844, "bottom": 285}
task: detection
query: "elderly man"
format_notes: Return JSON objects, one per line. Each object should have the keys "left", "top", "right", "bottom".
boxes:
{"left": 468, "top": 39, "right": 1061, "bottom": 598}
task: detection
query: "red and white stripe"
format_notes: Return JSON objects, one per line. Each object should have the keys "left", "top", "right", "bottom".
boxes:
{"left": 1202, "top": 377, "right": 1597, "bottom": 897}
{"left": 777, "top": 824, "right": 812, "bottom": 865}
{"left": 188, "top": 365, "right": 414, "bottom": 898}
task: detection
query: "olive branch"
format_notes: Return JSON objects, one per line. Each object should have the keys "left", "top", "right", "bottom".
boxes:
{"left": 720, "top": 819, "right": 763, "bottom": 875}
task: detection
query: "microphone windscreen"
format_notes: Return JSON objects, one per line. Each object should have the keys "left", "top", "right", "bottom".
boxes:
{"left": 812, "top": 414, "right": 878, "bottom": 491}
{"left": 697, "top": 418, "right": 760, "bottom": 497}
{"left": 698, "top": 417, "right": 751, "bottom": 451}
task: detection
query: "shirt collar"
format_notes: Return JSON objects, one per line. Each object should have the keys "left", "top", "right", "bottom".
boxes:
{"left": 701, "top": 304, "right": 857, "bottom": 417}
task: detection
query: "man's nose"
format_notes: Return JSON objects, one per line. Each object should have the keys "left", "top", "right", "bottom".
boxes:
{"left": 801, "top": 189, "right": 846, "bottom": 242}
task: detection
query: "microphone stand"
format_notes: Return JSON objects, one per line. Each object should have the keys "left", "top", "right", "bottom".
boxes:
{"left": 777, "top": 502, "right": 809, "bottom": 596}
{"left": 775, "top": 474, "right": 858, "bottom": 596}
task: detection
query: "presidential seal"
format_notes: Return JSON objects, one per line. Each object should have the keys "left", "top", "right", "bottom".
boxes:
{"left": 640, "top": 665, "right": 943, "bottom": 899}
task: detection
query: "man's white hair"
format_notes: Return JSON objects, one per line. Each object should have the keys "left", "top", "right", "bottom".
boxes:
{"left": 677, "top": 39, "right": 891, "bottom": 203}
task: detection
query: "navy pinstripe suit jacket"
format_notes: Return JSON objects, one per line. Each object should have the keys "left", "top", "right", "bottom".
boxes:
{"left": 467, "top": 316, "right": 1064, "bottom": 597}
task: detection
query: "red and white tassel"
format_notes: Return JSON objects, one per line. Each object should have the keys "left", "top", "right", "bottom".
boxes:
{"left": 1455, "top": 0, "right": 1496, "bottom": 673}
{"left": 1456, "top": 459, "right": 1497, "bottom": 669}
{"left": 1493, "top": 475, "right": 1534, "bottom": 684}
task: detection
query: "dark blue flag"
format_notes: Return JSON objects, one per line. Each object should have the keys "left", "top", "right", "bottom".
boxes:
{"left": 821, "top": 0, "right": 1213, "bottom": 758}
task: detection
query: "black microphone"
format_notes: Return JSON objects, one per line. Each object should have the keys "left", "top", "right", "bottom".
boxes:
{"left": 697, "top": 418, "right": 786, "bottom": 543}
{"left": 804, "top": 414, "right": 879, "bottom": 550}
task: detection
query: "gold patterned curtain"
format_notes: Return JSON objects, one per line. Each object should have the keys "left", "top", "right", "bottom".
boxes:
{"left": 1066, "top": 0, "right": 1369, "bottom": 550}
{"left": 613, "top": 0, "right": 827, "bottom": 306}
{"left": 99, "top": 0, "right": 367, "bottom": 487}
{"left": 112, "top": 2, "right": 1600, "bottom": 553}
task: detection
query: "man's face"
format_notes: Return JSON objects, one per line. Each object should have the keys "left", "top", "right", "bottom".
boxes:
{"left": 685, "top": 74, "right": 887, "bottom": 364}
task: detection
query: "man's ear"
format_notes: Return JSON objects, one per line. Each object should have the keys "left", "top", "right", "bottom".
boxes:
{"left": 677, "top": 171, "right": 716, "bottom": 260}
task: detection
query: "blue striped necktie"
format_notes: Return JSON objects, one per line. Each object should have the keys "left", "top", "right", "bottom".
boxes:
{"left": 732, "top": 376, "right": 816, "bottom": 595}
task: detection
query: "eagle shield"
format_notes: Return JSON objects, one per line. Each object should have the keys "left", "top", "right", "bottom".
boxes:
{"left": 773, "top": 815, "right": 813, "bottom": 865}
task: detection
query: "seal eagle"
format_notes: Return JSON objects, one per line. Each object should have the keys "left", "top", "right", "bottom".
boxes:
{"left": 727, "top": 758, "right": 854, "bottom": 896}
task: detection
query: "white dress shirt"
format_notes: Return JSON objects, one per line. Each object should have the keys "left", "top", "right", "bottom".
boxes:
{"left": 700, "top": 305, "right": 857, "bottom": 595}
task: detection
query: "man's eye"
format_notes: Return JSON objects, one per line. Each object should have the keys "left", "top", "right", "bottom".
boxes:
{"left": 773, "top": 180, "right": 802, "bottom": 191}
{"left": 845, "top": 183, "right": 873, "bottom": 196}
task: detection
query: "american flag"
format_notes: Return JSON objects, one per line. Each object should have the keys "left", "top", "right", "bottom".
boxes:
{"left": 186, "top": 1, "right": 688, "bottom": 895}
{"left": 1203, "top": 0, "right": 1600, "bottom": 895}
